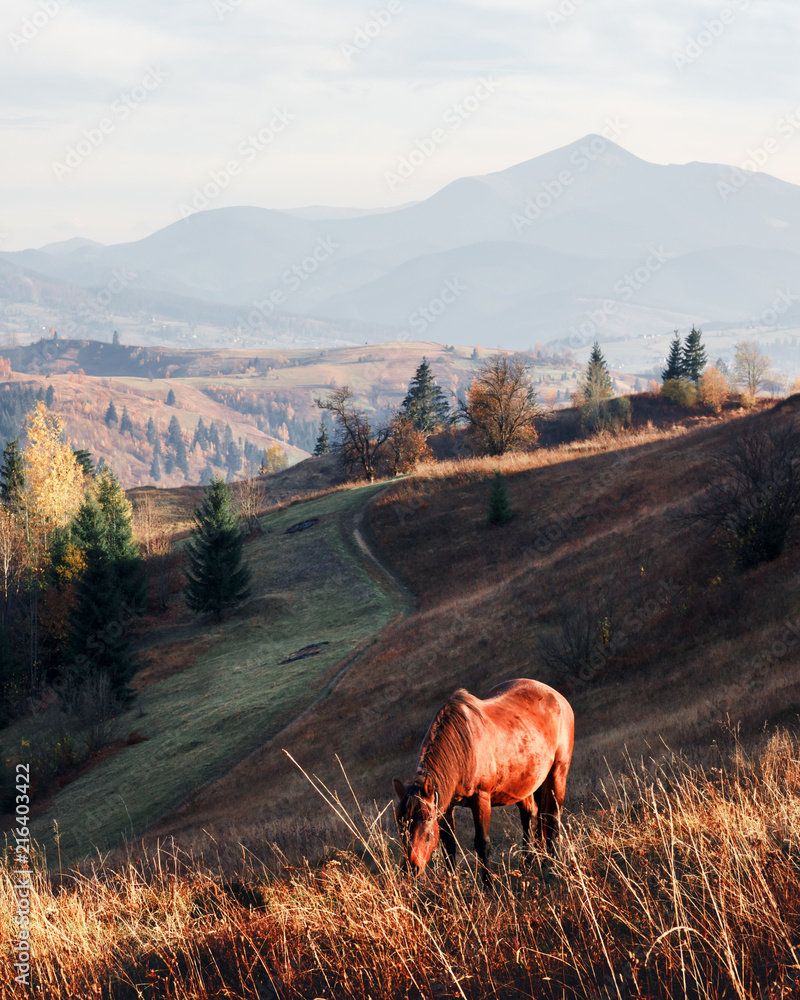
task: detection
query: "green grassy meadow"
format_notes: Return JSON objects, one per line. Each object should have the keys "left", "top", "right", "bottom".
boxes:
{"left": 17, "top": 482, "right": 408, "bottom": 865}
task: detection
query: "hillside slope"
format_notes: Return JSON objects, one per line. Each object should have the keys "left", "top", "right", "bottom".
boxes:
{"left": 15, "top": 479, "right": 411, "bottom": 864}
{"left": 144, "top": 397, "right": 800, "bottom": 861}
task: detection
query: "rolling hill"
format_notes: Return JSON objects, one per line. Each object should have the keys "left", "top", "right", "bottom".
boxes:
{"left": 2, "top": 137, "right": 800, "bottom": 354}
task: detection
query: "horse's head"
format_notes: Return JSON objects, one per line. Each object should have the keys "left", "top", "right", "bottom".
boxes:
{"left": 393, "top": 773, "right": 440, "bottom": 875}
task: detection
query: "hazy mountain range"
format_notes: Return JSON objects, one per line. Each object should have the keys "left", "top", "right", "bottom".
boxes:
{"left": 3, "top": 136, "right": 800, "bottom": 351}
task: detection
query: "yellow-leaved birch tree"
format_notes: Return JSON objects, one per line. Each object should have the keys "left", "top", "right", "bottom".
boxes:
{"left": 23, "top": 402, "right": 86, "bottom": 535}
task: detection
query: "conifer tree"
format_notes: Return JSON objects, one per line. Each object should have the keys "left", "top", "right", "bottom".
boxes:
{"left": 682, "top": 326, "right": 707, "bottom": 383}
{"left": 95, "top": 466, "right": 145, "bottom": 612}
{"left": 576, "top": 342, "right": 615, "bottom": 433}
{"left": 0, "top": 438, "right": 25, "bottom": 512}
{"left": 45, "top": 383, "right": 55, "bottom": 408}
{"left": 662, "top": 333, "right": 685, "bottom": 381}
{"left": 400, "top": 358, "right": 451, "bottom": 433}
{"left": 184, "top": 476, "right": 252, "bottom": 620}
{"left": 192, "top": 417, "right": 209, "bottom": 451}
{"left": 581, "top": 342, "right": 614, "bottom": 402}
{"left": 119, "top": 406, "right": 133, "bottom": 436}
{"left": 73, "top": 449, "right": 94, "bottom": 477}
{"left": 487, "top": 471, "right": 513, "bottom": 525}
{"left": 313, "top": 420, "right": 330, "bottom": 456}
{"left": 150, "top": 441, "right": 162, "bottom": 482}
{"left": 168, "top": 415, "right": 183, "bottom": 451}
{"left": 68, "top": 495, "right": 138, "bottom": 702}
{"left": 105, "top": 401, "right": 118, "bottom": 426}
{"left": 146, "top": 417, "right": 157, "bottom": 445}
{"left": 166, "top": 388, "right": 176, "bottom": 406}
{"left": 175, "top": 436, "right": 189, "bottom": 478}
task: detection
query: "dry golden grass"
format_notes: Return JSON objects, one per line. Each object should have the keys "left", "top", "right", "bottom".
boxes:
{"left": 136, "top": 398, "right": 799, "bottom": 865}
{"left": 3, "top": 730, "right": 800, "bottom": 998}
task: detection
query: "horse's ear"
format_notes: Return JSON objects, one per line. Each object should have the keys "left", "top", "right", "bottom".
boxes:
{"left": 393, "top": 778, "right": 405, "bottom": 800}
{"left": 422, "top": 775, "right": 434, "bottom": 798}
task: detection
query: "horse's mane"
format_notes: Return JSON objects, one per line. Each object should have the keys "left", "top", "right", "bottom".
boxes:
{"left": 417, "top": 690, "right": 477, "bottom": 794}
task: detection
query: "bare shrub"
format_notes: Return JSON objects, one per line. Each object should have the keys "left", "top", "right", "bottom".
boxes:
{"left": 537, "top": 594, "right": 615, "bottom": 681}
{"left": 233, "top": 475, "right": 268, "bottom": 533}
{"left": 687, "top": 416, "right": 800, "bottom": 568}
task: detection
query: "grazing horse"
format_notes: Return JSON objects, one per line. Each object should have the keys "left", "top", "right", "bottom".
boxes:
{"left": 393, "top": 678, "right": 574, "bottom": 877}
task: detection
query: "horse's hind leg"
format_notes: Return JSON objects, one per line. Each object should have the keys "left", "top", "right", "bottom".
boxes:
{"left": 537, "top": 759, "right": 570, "bottom": 852}
{"left": 517, "top": 794, "right": 537, "bottom": 859}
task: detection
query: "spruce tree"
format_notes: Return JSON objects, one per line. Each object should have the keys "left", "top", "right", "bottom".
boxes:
{"left": 662, "top": 333, "right": 685, "bottom": 381}
{"left": 487, "top": 471, "right": 513, "bottom": 525}
{"left": 0, "top": 438, "right": 26, "bottom": 512}
{"left": 313, "top": 420, "right": 330, "bottom": 456}
{"left": 150, "top": 441, "right": 162, "bottom": 481}
{"left": 105, "top": 401, "right": 118, "bottom": 426}
{"left": 119, "top": 406, "right": 133, "bottom": 436}
{"left": 175, "top": 436, "right": 189, "bottom": 478}
{"left": 166, "top": 388, "right": 176, "bottom": 406}
{"left": 73, "top": 449, "right": 94, "bottom": 477}
{"left": 168, "top": 415, "right": 183, "bottom": 451}
{"left": 682, "top": 326, "right": 707, "bottom": 383}
{"left": 192, "top": 417, "right": 209, "bottom": 451}
{"left": 68, "top": 495, "right": 137, "bottom": 702}
{"left": 184, "top": 476, "right": 252, "bottom": 620}
{"left": 581, "top": 342, "right": 614, "bottom": 402}
{"left": 95, "top": 467, "right": 145, "bottom": 612}
{"left": 577, "top": 342, "right": 614, "bottom": 433}
{"left": 400, "top": 358, "right": 451, "bottom": 433}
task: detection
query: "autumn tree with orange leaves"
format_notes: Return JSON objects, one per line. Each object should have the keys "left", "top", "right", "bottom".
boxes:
{"left": 459, "top": 354, "right": 540, "bottom": 456}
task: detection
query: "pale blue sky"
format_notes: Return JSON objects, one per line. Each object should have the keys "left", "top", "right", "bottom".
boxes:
{"left": 2, "top": 0, "right": 799, "bottom": 249}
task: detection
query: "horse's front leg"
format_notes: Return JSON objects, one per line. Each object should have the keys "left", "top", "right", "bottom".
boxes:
{"left": 470, "top": 791, "right": 492, "bottom": 885}
{"left": 439, "top": 806, "right": 457, "bottom": 872}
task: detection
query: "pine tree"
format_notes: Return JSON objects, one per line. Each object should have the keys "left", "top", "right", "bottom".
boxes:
{"left": 146, "top": 417, "right": 157, "bottom": 445}
{"left": 95, "top": 466, "right": 145, "bottom": 612}
{"left": 175, "top": 436, "right": 189, "bottom": 478}
{"left": 400, "top": 358, "right": 451, "bottom": 433}
{"left": 192, "top": 417, "right": 209, "bottom": 451}
{"left": 682, "top": 326, "right": 707, "bottom": 383}
{"left": 0, "top": 438, "right": 26, "bottom": 512}
{"left": 68, "top": 495, "right": 137, "bottom": 702}
{"left": 184, "top": 477, "right": 252, "bottom": 620}
{"left": 105, "top": 401, "right": 118, "bottom": 426}
{"left": 166, "top": 388, "right": 176, "bottom": 406}
{"left": 119, "top": 406, "right": 133, "bottom": 436}
{"left": 225, "top": 441, "right": 242, "bottom": 479}
{"left": 487, "top": 471, "right": 513, "bottom": 525}
{"left": 168, "top": 415, "right": 183, "bottom": 451}
{"left": 45, "top": 383, "right": 55, "bottom": 408}
{"left": 576, "top": 342, "right": 615, "bottom": 434}
{"left": 313, "top": 420, "right": 330, "bottom": 456}
{"left": 581, "top": 342, "right": 614, "bottom": 402}
{"left": 662, "top": 333, "right": 685, "bottom": 381}
{"left": 150, "top": 441, "right": 162, "bottom": 482}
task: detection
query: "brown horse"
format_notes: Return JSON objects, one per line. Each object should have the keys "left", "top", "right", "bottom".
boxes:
{"left": 393, "top": 678, "right": 574, "bottom": 877}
